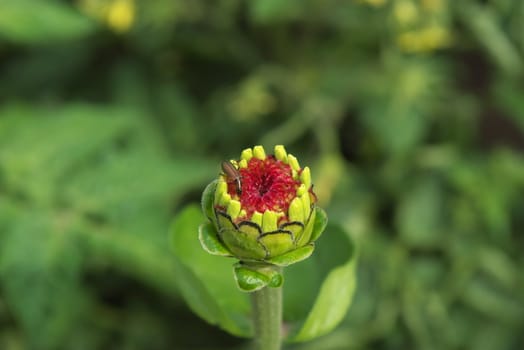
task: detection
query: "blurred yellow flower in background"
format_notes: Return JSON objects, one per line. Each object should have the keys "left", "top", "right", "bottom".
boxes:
{"left": 392, "top": 0, "right": 452, "bottom": 53}
{"left": 78, "top": 0, "right": 135, "bottom": 33}
{"left": 107, "top": 0, "right": 135, "bottom": 32}
{"left": 397, "top": 26, "right": 452, "bottom": 52}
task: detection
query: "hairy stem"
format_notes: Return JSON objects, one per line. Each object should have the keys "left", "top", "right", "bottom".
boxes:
{"left": 251, "top": 285, "right": 283, "bottom": 350}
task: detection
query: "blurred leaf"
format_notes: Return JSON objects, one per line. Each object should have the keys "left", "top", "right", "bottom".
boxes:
{"left": 458, "top": 2, "right": 523, "bottom": 74}
{"left": 79, "top": 219, "right": 181, "bottom": 298}
{"left": 462, "top": 279, "right": 524, "bottom": 324}
{"left": 0, "top": 101, "right": 220, "bottom": 301}
{"left": 0, "top": 43, "right": 93, "bottom": 98}
{"left": 0, "top": 211, "right": 86, "bottom": 349}
{"left": 61, "top": 147, "right": 213, "bottom": 224}
{"left": 360, "top": 57, "right": 444, "bottom": 155}
{"left": 249, "top": 0, "right": 303, "bottom": 23}
{"left": 0, "top": 104, "right": 134, "bottom": 203}
{"left": 396, "top": 178, "right": 443, "bottom": 247}
{"left": 0, "top": 0, "right": 96, "bottom": 44}
{"left": 494, "top": 77, "right": 524, "bottom": 130}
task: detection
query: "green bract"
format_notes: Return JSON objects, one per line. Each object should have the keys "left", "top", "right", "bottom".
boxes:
{"left": 199, "top": 145, "right": 327, "bottom": 291}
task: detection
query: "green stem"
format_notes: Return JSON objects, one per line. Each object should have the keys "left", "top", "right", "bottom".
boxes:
{"left": 251, "top": 285, "right": 283, "bottom": 350}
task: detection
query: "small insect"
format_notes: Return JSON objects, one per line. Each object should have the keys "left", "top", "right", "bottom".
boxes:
{"left": 221, "top": 161, "right": 242, "bottom": 195}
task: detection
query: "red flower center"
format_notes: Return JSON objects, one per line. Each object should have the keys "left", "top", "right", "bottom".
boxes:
{"left": 226, "top": 156, "right": 300, "bottom": 218}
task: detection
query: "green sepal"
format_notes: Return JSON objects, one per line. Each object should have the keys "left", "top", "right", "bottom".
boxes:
{"left": 201, "top": 180, "right": 217, "bottom": 223}
{"left": 280, "top": 222, "right": 304, "bottom": 241}
{"left": 234, "top": 265, "right": 269, "bottom": 292}
{"left": 233, "top": 263, "right": 283, "bottom": 292}
{"left": 216, "top": 211, "right": 237, "bottom": 231}
{"left": 267, "top": 270, "right": 284, "bottom": 288}
{"left": 259, "top": 231, "right": 294, "bottom": 258}
{"left": 220, "top": 228, "right": 267, "bottom": 260}
{"left": 198, "top": 222, "right": 232, "bottom": 257}
{"left": 295, "top": 206, "right": 316, "bottom": 247}
{"left": 310, "top": 207, "right": 328, "bottom": 242}
{"left": 267, "top": 244, "right": 315, "bottom": 266}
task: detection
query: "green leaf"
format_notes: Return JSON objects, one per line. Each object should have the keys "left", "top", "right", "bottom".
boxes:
{"left": 198, "top": 223, "right": 232, "bottom": 257}
{"left": 170, "top": 205, "right": 252, "bottom": 337}
{"left": 284, "top": 223, "right": 358, "bottom": 342}
{"left": 0, "top": 0, "right": 96, "bottom": 44}
{"left": 310, "top": 207, "right": 328, "bottom": 242}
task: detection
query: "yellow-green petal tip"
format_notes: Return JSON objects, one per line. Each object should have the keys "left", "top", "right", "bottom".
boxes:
{"left": 274, "top": 145, "right": 288, "bottom": 162}
{"left": 300, "top": 167, "right": 311, "bottom": 189}
{"left": 241, "top": 148, "right": 253, "bottom": 161}
{"left": 262, "top": 210, "right": 278, "bottom": 232}
{"left": 253, "top": 145, "right": 266, "bottom": 160}
{"left": 227, "top": 200, "right": 242, "bottom": 219}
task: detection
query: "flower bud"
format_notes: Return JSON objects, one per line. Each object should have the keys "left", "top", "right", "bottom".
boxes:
{"left": 201, "top": 145, "right": 326, "bottom": 267}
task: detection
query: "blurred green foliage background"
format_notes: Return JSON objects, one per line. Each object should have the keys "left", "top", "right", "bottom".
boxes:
{"left": 1, "top": 0, "right": 524, "bottom": 349}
